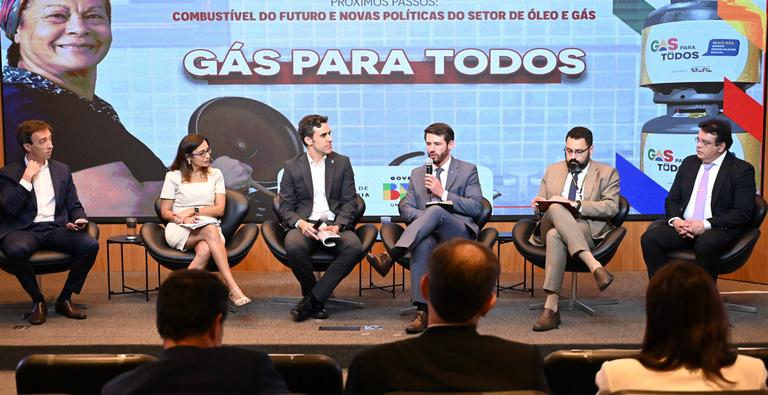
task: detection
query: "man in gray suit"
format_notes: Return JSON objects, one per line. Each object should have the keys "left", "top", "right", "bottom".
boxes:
{"left": 367, "top": 123, "right": 483, "bottom": 333}
{"left": 529, "top": 126, "right": 619, "bottom": 331}
{"left": 279, "top": 114, "right": 362, "bottom": 322}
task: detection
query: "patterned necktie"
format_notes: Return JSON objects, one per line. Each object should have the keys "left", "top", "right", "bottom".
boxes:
{"left": 692, "top": 163, "right": 715, "bottom": 220}
{"left": 432, "top": 167, "right": 444, "bottom": 202}
{"left": 567, "top": 172, "right": 580, "bottom": 201}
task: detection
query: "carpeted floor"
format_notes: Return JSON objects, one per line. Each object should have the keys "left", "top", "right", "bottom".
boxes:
{"left": 1, "top": 267, "right": 767, "bottom": 392}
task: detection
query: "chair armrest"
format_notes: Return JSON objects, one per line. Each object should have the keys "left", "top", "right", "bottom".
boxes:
{"left": 380, "top": 222, "right": 405, "bottom": 251}
{"left": 355, "top": 224, "right": 378, "bottom": 257}
{"left": 225, "top": 224, "right": 259, "bottom": 267}
{"left": 511, "top": 219, "right": 546, "bottom": 267}
{"left": 261, "top": 220, "right": 289, "bottom": 264}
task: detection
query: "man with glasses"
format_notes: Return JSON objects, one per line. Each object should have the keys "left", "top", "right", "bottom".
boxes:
{"left": 529, "top": 126, "right": 620, "bottom": 331}
{"left": 641, "top": 118, "right": 755, "bottom": 279}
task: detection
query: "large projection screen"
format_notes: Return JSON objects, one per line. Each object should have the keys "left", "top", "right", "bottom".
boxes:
{"left": 1, "top": 0, "right": 765, "bottom": 222}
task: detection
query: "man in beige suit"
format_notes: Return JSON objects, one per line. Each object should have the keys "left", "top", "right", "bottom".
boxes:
{"left": 530, "top": 126, "right": 620, "bottom": 331}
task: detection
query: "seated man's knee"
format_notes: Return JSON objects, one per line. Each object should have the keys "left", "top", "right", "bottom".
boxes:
{"left": 285, "top": 231, "right": 311, "bottom": 256}
{"left": 3, "top": 244, "right": 34, "bottom": 261}
{"left": 82, "top": 236, "right": 99, "bottom": 255}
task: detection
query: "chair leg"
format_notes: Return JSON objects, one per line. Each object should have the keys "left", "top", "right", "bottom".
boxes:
{"left": 271, "top": 296, "right": 364, "bottom": 309}
{"left": 720, "top": 291, "right": 765, "bottom": 314}
{"left": 529, "top": 273, "right": 616, "bottom": 316}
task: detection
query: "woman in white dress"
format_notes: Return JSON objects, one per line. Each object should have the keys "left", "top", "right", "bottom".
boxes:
{"left": 159, "top": 135, "right": 251, "bottom": 308}
{"left": 595, "top": 261, "right": 767, "bottom": 394}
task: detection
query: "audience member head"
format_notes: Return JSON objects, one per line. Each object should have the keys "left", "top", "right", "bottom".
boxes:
{"left": 638, "top": 260, "right": 736, "bottom": 383}
{"left": 421, "top": 239, "right": 499, "bottom": 325}
{"left": 170, "top": 134, "right": 211, "bottom": 181}
{"left": 156, "top": 269, "right": 229, "bottom": 348}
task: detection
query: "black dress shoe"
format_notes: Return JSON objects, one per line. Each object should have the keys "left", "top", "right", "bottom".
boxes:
{"left": 29, "top": 301, "right": 47, "bottom": 325}
{"left": 290, "top": 296, "right": 314, "bottom": 322}
{"left": 532, "top": 308, "right": 560, "bottom": 332}
{"left": 54, "top": 300, "right": 87, "bottom": 320}
{"left": 593, "top": 267, "right": 615, "bottom": 291}
{"left": 310, "top": 303, "right": 329, "bottom": 319}
{"left": 366, "top": 253, "right": 394, "bottom": 277}
{"left": 405, "top": 310, "right": 428, "bottom": 334}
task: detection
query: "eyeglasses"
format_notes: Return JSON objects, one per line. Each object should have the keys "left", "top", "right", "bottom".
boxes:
{"left": 191, "top": 149, "right": 213, "bottom": 157}
{"left": 564, "top": 146, "right": 591, "bottom": 156}
{"left": 694, "top": 137, "right": 718, "bottom": 147}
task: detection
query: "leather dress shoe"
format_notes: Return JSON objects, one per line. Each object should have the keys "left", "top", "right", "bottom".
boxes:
{"left": 532, "top": 308, "right": 560, "bottom": 332}
{"left": 593, "top": 267, "right": 615, "bottom": 291}
{"left": 366, "top": 253, "right": 394, "bottom": 277}
{"left": 29, "top": 301, "right": 47, "bottom": 325}
{"left": 405, "top": 310, "right": 428, "bottom": 334}
{"left": 55, "top": 300, "right": 87, "bottom": 320}
{"left": 310, "top": 303, "right": 329, "bottom": 320}
{"left": 290, "top": 297, "right": 313, "bottom": 322}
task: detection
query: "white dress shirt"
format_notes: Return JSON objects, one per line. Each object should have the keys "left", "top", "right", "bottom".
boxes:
{"left": 19, "top": 156, "right": 56, "bottom": 223}
{"left": 670, "top": 150, "right": 727, "bottom": 230}
{"left": 560, "top": 161, "right": 590, "bottom": 202}
{"left": 296, "top": 153, "right": 335, "bottom": 227}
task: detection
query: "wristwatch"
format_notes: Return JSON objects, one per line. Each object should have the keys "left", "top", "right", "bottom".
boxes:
{"left": 194, "top": 207, "right": 200, "bottom": 214}
{"left": 575, "top": 200, "right": 582, "bottom": 211}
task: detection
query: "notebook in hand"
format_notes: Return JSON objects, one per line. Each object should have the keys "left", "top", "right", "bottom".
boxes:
{"left": 425, "top": 200, "right": 454, "bottom": 212}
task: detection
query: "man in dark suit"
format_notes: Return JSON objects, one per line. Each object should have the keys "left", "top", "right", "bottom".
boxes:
{"left": 0, "top": 120, "right": 98, "bottom": 325}
{"left": 279, "top": 114, "right": 362, "bottom": 321}
{"left": 367, "top": 123, "right": 482, "bottom": 333}
{"left": 641, "top": 118, "right": 756, "bottom": 279}
{"left": 102, "top": 269, "right": 289, "bottom": 395}
{"left": 346, "top": 239, "right": 549, "bottom": 395}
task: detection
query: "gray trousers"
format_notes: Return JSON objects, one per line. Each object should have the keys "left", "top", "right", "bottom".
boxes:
{"left": 396, "top": 206, "right": 473, "bottom": 303}
{"left": 539, "top": 204, "right": 595, "bottom": 294}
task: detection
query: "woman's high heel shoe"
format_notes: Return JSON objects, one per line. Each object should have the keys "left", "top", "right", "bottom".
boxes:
{"left": 228, "top": 287, "right": 252, "bottom": 311}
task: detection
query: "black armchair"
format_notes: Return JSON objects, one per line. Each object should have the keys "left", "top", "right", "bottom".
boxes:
{"left": 261, "top": 194, "right": 378, "bottom": 308}
{"left": 0, "top": 220, "right": 99, "bottom": 309}
{"left": 270, "top": 353, "right": 343, "bottom": 395}
{"left": 646, "top": 194, "right": 767, "bottom": 313}
{"left": 375, "top": 197, "right": 498, "bottom": 301}
{"left": 511, "top": 195, "right": 630, "bottom": 315}
{"left": 140, "top": 189, "right": 259, "bottom": 271}
{"left": 15, "top": 353, "right": 157, "bottom": 394}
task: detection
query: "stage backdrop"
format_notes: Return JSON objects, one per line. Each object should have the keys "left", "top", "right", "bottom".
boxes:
{"left": 1, "top": 0, "right": 765, "bottom": 221}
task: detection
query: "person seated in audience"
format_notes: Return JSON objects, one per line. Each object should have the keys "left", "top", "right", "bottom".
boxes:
{"left": 159, "top": 134, "right": 251, "bottom": 308}
{"left": 345, "top": 239, "right": 550, "bottom": 395}
{"left": 102, "top": 269, "right": 289, "bottom": 395}
{"left": 595, "top": 261, "right": 768, "bottom": 394}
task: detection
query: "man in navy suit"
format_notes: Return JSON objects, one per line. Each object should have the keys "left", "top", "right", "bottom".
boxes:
{"left": 278, "top": 114, "right": 362, "bottom": 321}
{"left": 0, "top": 120, "right": 98, "bottom": 325}
{"left": 641, "top": 118, "right": 756, "bottom": 279}
{"left": 367, "top": 123, "right": 483, "bottom": 333}
{"left": 346, "top": 240, "right": 549, "bottom": 395}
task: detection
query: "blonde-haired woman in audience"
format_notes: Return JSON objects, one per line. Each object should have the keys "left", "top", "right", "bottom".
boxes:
{"left": 596, "top": 261, "right": 767, "bottom": 394}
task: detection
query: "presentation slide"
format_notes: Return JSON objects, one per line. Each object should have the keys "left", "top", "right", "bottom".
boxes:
{"left": 2, "top": 0, "right": 765, "bottom": 221}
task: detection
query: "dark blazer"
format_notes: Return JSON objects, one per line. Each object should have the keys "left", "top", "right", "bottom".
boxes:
{"left": 278, "top": 152, "right": 357, "bottom": 229}
{"left": 398, "top": 157, "right": 483, "bottom": 237}
{"left": 665, "top": 153, "right": 755, "bottom": 231}
{"left": 101, "top": 346, "right": 289, "bottom": 395}
{"left": 344, "top": 325, "right": 550, "bottom": 395}
{"left": 0, "top": 159, "right": 86, "bottom": 240}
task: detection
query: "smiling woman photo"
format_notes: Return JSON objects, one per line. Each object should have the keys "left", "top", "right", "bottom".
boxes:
{"left": 0, "top": 0, "right": 167, "bottom": 216}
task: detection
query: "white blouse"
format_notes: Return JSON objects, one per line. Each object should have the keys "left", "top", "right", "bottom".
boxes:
{"left": 160, "top": 168, "right": 225, "bottom": 213}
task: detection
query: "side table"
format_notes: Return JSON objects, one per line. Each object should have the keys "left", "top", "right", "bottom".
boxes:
{"left": 496, "top": 231, "right": 534, "bottom": 296}
{"left": 106, "top": 235, "right": 160, "bottom": 301}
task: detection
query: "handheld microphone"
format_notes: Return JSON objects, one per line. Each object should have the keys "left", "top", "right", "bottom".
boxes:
{"left": 425, "top": 158, "right": 433, "bottom": 175}
{"left": 313, "top": 214, "right": 327, "bottom": 230}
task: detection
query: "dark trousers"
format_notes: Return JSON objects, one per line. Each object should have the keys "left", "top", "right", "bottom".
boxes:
{"left": 284, "top": 229, "right": 362, "bottom": 302}
{"left": 641, "top": 222, "right": 741, "bottom": 279}
{"left": 1, "top": 222, "right": 99, "bottom": 303}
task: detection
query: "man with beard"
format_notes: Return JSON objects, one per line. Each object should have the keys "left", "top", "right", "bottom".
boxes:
{"left": 529, "top": 126, "right": 619, "bottom": 331}
{"left": 366, "top": 123, "right": 483, "bottom": 334}
{"left": 640, "top": 118, "right": 755, "bottom": 279}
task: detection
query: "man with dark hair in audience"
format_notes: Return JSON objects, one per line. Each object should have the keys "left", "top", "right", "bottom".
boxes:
{"left": 641, "top": 118, "right": 756, "bottom": 279}
{"left": 102, "top": 270, "right": 289, "bottom": 395}
{"left": 345, "top": 239, "right": 549, "bottom": 395}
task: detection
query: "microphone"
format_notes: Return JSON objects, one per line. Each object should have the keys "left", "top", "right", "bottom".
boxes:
{"left": 425, "top": 158, "right": 433, "bottom": 175}
{"left": 313, "top": 214, "right": 327, "bottom": 230}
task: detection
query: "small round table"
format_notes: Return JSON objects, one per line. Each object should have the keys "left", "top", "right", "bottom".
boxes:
{"left": 106, "top": 235, "right": 160, "bottom": 301}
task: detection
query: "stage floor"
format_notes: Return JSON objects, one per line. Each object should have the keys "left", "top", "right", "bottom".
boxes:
{"left": 1, "top": 268, "right": 767, "bottom": 371}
